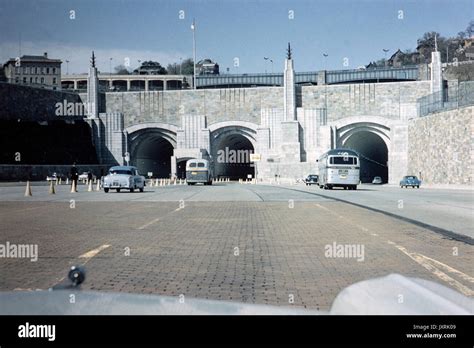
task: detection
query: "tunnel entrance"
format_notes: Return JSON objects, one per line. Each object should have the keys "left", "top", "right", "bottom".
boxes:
{"left": 212, "top": 133, "right": 255, "bottom": 180}
{"left": 176, "top": 158, "right": 190, "bottom": 179}
{"left": 344, "top": 131, "right": 388, "bottom": 183}
{"left": 132, "top": 135, "right": 174, "bottom": 178}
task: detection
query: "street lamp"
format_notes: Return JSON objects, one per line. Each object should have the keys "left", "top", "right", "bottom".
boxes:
{"left": 383, "top": 49, "right": 389, "bottom": 66}
{"left": 179, "top": 57, "right": 183, "bottom": 75}
{"left": 264, "top": 57, "right": 273, "bottom": 74}
{"left": 323, "top": 53, "right": 328, "bottom": 70}
{"left": 191, "top": 19, "right": 196, "bottom": 89}
{"left": 66, "top": 60, "right": 69, "bottom": 75}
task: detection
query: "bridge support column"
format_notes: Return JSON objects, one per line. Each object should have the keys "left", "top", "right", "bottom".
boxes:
{"left": 163, "top": 80, "right": 168, "bottom": 91}
{"left": 126, "top": 80, "right": 131, "bottom": 91}
{"left": 109, "top": 80, "right": 113, "bottom": 89}
{"left": 145, "top": 80, "right": 149, "bottom": 91}
{"left": 73, "top": 80, "right": 78, "bottom": 90}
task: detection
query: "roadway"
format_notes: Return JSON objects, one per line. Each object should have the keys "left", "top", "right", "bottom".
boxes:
{"left": 0, "top": 181, "right": 472, "bottom": 311}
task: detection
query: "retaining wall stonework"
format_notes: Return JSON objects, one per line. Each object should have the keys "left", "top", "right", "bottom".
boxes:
{"left": 408, "top": 106, "right": 473, "bottom": 185}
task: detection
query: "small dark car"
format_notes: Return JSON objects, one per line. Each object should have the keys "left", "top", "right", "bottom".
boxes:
{"left": 305, "top": 174, "right": 319, "bottom": 186}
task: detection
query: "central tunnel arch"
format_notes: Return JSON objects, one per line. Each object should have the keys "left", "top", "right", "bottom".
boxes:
{"left": 336, "top": 119, "right": 391, "bottom": 183}
{"left": 210, "top": 122, "right": 257, "bottom": 180}
{"left": 343, "top": 131, "right": 388, "bottom": 183}
{"left": 127, "top": 124, "right": 177, "bottom": 178}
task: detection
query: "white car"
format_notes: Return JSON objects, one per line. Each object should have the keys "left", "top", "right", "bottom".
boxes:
{"left": 102, "top": 166, "right": 146, "bottom": 193}
{"left": 372, "top": 176, "right": 383, "bottom": 184}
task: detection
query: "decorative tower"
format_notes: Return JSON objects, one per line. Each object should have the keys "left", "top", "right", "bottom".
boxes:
{"left": 87, "top": 51, "right": 99, "bottom": 118}
{"left": 283, "top": 42, "right": 296, "bottom": 121}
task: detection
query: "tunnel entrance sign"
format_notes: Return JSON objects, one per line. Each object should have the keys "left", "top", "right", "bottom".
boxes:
{"left": 250, "top": 153, "right": 261, "bottom": 162}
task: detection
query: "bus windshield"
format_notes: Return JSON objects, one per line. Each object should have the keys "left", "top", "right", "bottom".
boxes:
{"left": 330, "top": 156, "right": 357, "bottom": 165}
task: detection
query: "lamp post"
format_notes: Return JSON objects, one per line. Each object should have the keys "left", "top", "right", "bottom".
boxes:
{"left": 264, "top": 57, "right": 273, "bottom": 74}
{"left": 323, "top": 53, "right": 328, "bottom": 70}
{"left": 383, "top": 49, "right": 389, "bottom": 66}
{"left": 179, "top": 57, "right": 183, "bottom": 75}
{"left": 66, "top": 60, "right": 69, "bottom": 75}
{"left": 191, "top": 19, "right": 196, "bottom": 89}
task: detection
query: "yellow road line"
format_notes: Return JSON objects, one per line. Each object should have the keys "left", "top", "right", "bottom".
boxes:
{"left": 389, "top": 241, "right": 474, "bottom": 297}
{"left": 78, "top": 244, "right": 111, "bottom": 259}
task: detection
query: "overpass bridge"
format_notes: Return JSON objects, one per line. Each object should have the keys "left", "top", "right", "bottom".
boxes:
{"left": 61, "top": 65, "right": 424, "bottom": 91}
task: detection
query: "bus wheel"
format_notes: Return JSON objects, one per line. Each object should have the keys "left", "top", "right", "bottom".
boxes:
{"left": 104, "top": 188, "right": 109, "bottom": 193}
{"left": 116, "top": 188, "right": 121, "bottom": 193}
{"left": 353, "top": 185, "right": 357, "bottom": 190}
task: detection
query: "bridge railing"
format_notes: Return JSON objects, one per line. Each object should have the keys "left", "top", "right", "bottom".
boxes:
{"left": 326, "top": 66, "right": 419, "bottom": 84}
{"left": 417, "top": 81, "right": 474, "bottom": 117}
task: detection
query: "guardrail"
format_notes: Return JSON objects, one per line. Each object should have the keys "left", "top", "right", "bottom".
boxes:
{"left": 417, "top": 81, "right": 474, "bottom": 117}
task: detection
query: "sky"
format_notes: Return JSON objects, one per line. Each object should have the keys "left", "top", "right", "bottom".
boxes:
{"left": 0, "top": 0, "right": 472, "bottom": 74}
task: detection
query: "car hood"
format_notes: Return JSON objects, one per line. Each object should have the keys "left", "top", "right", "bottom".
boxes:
{"left": 1, "top": 274, "right": 472, "bottom": 315}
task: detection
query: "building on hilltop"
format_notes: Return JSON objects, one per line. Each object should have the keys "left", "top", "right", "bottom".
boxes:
{"left": 196, "top": 59, "right": 219, "bottom": 75}
{"left": 2, "top": 53, "right": 62, "bottom": 90}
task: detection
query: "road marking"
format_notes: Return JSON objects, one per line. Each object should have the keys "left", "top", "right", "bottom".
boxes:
{"left": 415, "top": 254, "right": 474, "bottom": 284}
{"left": 78, "top": 244, "right": 111, "bottom": 259}
{"left": 388, "top": 240, "right": 474, "bottom": 297}
{"left": 315, "top": 203, "right": 369, "bottom": 232}
{"left": 137, "top": 217, "right": 161, "bottom": 230}
{"left": 175, "top": 207, "right": 184, "bottom": 212}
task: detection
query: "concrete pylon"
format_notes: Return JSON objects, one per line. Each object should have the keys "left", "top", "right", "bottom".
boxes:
{"left": 66, "top": 178, "right": 69, "bottom": 185}
{"left": 24, "top": 181, "right": 32, "bottom": 196}
{"left": 96, "top": 180, "right": 100, "bottom": 191}
{"left": 87, "top": 180, "right": 93, "bottom": 192}
{"left": 71, "top": 180, "right": 77, "bottom": 193}
{"left": 58, "top": 178, "right": 62, "bottom": 185}
{"left": 49, "top": 181, "right": 56, "bottom": 194}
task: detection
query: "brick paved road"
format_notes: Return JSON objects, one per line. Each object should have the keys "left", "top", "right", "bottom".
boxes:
{"left": 0, "top": 183, "right": 472, "bottom": 311}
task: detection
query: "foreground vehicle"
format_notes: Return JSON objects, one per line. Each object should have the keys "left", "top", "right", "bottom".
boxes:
{"left": 317, "top": 149, "right": 360, "bottom": 190}
{"left": 400, "top": 175, "right": 421, "bottom": 188}
{"left": 102, "top": 166, "right": 146, "bottom": 192}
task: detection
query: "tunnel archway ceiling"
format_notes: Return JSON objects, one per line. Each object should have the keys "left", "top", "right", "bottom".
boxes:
{"left": 344, "top": 131, "right": 388, "bottom": 183}
{"left": 213, "top": 133, "right": 255, "bottom": 180}
{"left": 133, "top": 134, "right": 174, "bottom": 178}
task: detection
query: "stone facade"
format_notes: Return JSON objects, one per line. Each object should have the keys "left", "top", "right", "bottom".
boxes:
{"left": 408, "top": 106, "right": 473, "bottom": 185}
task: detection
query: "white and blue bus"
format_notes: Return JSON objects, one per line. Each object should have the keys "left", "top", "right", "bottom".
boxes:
{"left": 317, "top": 149, "right": 360, "bottom": 190}
{"left": 186, "top": 159, "right": 213, "bottom": 185}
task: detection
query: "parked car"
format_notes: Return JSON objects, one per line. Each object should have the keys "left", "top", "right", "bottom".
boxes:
{"left": 305, "top": 174, "right": 319, "bottom": 186}
{"left": 46, "top": 172, "right": 65, "bottom": 181}
{"left": 372, "top": 176, "right": 383, "bottom": 184}
{"left": 102, "top": 166, "right": 146, "bottom": 193}
{"left": 78, "top": 171, "right": 97, "bottom": 181}
{"left": 400, "top": 175, "right": 421, "bottom": 188}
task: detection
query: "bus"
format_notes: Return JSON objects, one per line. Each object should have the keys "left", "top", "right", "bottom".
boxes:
{"left": 317, "top": 149, "right": 360, "bottom": 190}
{"left": 186, "top": 159, "right": 213, "bottom": 185}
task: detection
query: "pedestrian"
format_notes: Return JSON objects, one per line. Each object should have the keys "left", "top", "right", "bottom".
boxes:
{"left": 87, "top": 171, "right": 92, "bottom": 183}
{"left": 70, "top": 163, "right": 78, "bottom": 191}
